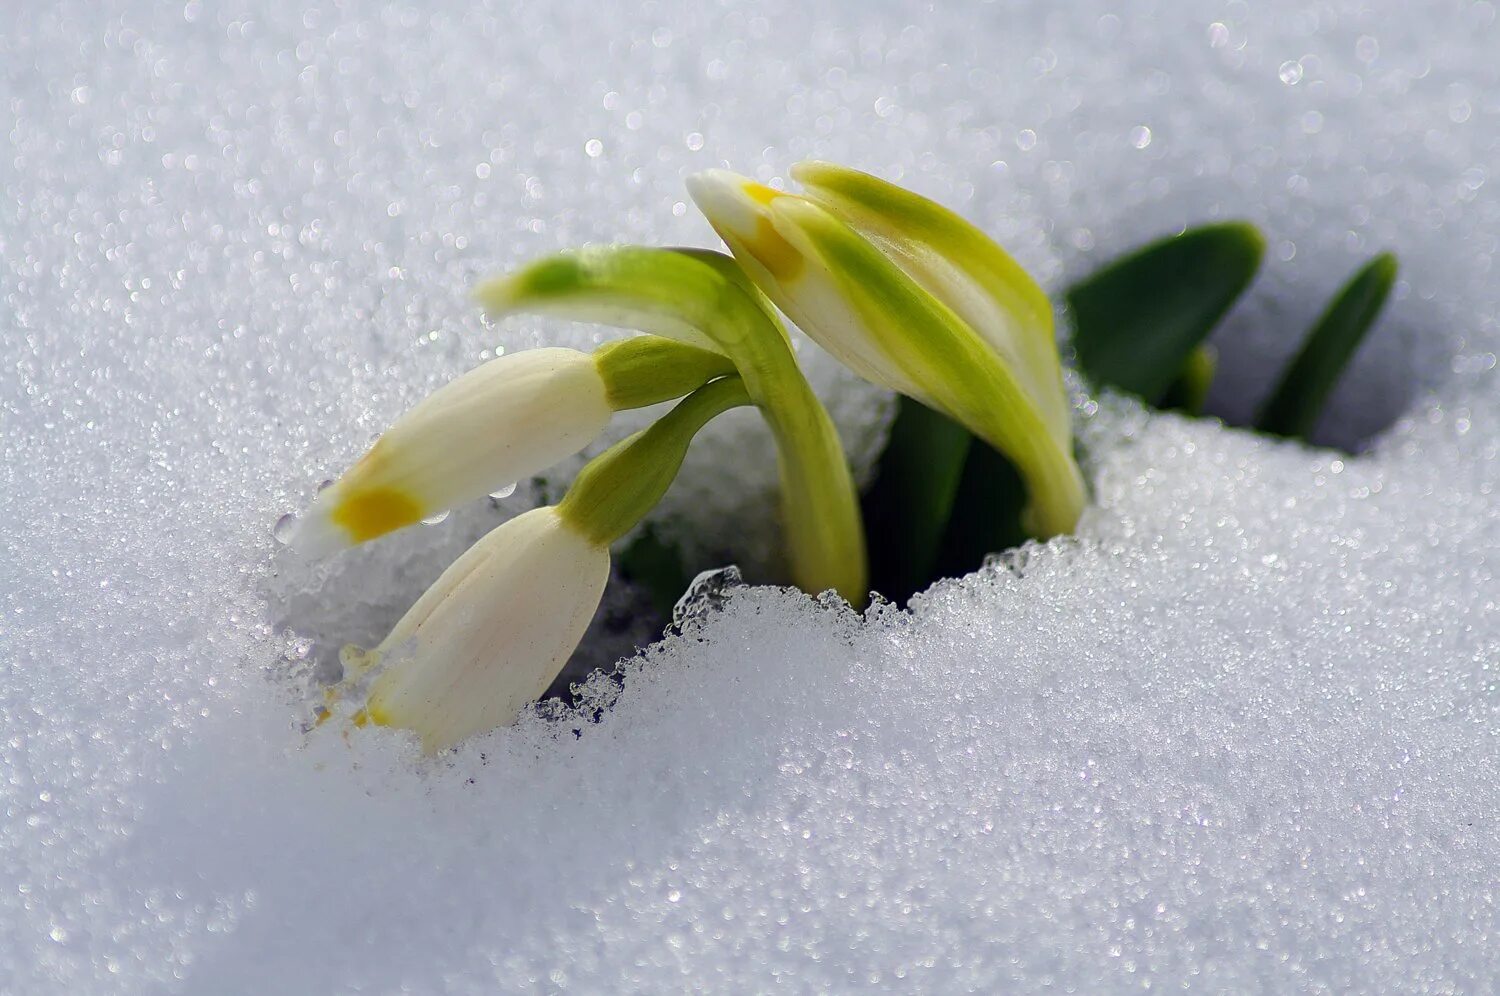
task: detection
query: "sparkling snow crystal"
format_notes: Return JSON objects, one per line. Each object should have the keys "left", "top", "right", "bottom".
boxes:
{"left": 3, "top": 0, "right": 1498, "bottom": 991}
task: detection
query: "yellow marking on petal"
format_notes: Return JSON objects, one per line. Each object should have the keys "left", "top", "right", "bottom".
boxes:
{"left": 721, "top": 180, "right": 803, "bottom": 281}
{"left": 351, "top": 707, "right": 372, "bottom": 729}
{"left": 330, "top": 487, "right": 424, "bottom": 544}
{"left": 744, "top": 217, "right": 804, "bottom": 281}
{"left": 741, "top": 180, "right": 782, "bottom": 207}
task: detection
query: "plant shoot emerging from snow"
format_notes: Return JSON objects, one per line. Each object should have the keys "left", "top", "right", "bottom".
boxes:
{"left": 290, "top": 162, "right": 1092, "bottom": 752}
{"left": 289, "top": 160, "right": 1391, "bottom": 754}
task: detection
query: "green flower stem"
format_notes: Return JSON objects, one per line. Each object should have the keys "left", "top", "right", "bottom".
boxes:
{"left": 479, "top": 247, "right": 869, "bottom": 607}
{"left": 674, "top": 249, "right": 868, "bottom": 607}
{"left": 558, "top": 377, "right": 751, "bottom": 546}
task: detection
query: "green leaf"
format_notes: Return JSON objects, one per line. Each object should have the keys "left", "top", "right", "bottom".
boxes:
{"left": 1255, "top": 252, "right": 1398, "bottom": 441}
{"left": 931, "top": 440, "right": 1028, "bottom": 586}
{"left": 1067, "top": 222, "right": 1265, "bottom": 403}
{"left": 1158, "top": 344, "right": 1218, "bottom": 415}
{"left": 861, "top": 396, "right": 974, "bottom": 603}
{"left": 617, "top": 524, "right": 692, "bottom": 620}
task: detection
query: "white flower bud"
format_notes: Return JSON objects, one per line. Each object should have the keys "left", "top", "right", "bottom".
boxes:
{"left": 363, "top": 506, "right": 609, "bottom": 752}
{"left": 292, "top": 348, "right": 611, "bottom": 557}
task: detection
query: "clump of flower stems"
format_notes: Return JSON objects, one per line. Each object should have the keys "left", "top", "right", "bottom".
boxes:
{"left": 292, "top": 162, "right": 1392, "bottom": 753}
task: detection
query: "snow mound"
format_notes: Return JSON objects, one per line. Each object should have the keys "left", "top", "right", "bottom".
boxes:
{"left": 3, "top": 0, "right": 1498, "bottom": 991}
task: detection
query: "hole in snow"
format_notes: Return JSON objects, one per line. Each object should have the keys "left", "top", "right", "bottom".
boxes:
{"left": 1201, "top": 262, "right": 1445, "bottom": 453}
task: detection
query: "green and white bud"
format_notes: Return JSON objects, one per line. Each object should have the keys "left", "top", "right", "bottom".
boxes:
{"left": 687, "top": 167, "right": 1085, "bottom": 538}
{"left": 292, "top": 340, "right": 731, "bottom": 558}
{"left": 791, "top": 161, "right": 1070, "bottom": 446}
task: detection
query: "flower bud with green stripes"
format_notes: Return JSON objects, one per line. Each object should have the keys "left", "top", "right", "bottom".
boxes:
{"left": 353, "top": 377, "right": 751, "bottom": 753}
{"left": 290, "top": 339, "right": 733, "bottom": 558}
{"left": 687, "top": 164, "right": 1085, "bottom": 538}
{"left": 478, "top": 246, "right": 868, "bottom": 607}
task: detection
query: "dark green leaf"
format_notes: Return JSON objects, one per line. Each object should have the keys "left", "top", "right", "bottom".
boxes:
{"left": 617, "top": 524, "right": 691, "bottom": 620}
{"left": 861, "top": 396, "right": 974, "bottom": 603}
{"left": 1068, "top": 222, "right": 1265, "bottom": 403}
{"left": 1158, "top": 345, "right": 1218, "bottom": 415}
{"left": 1255, "top": 252, "right": 1397, "bottom": 440}
{"left": 931, "top": 440, "right": 1028, "bottom": 586}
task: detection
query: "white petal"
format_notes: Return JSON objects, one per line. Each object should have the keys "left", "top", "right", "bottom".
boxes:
{"left": 366, "top": 507, "right": 609, "bottom": 752}
{"left": 292, "top": 348, "right": 611, "bottom": 555}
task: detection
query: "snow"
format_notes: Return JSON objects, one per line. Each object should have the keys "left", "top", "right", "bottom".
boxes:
{"left": 3, "top": 0, "right": 1499, "bottom": 990}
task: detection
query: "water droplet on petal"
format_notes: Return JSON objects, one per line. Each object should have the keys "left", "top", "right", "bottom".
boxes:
{"left": 316, "top": 479, "right": 335, "bottom": 494}
{"left": 489, "top": 483, "right": 517, "bottom": 500}
{"left": 422, "top": 510, "right": 450, "bottom": 526}
{"left": 273, "top": 513, "right": 298, "bottom": 545}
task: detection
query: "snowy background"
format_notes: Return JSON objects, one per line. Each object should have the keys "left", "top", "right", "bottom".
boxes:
{"left": 4, "top": 0, "right": 1499, "bottom": 991}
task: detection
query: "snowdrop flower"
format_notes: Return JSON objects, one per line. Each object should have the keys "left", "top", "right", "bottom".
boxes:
{"left": 790, "top": 161, "right": 1071, "bottom": 445}
{"left": 358, "top": 375, "right": 752, "bottom": 752}
{"left": 687, "top": 163, "right": 1085, "bottom": 537}
{"left": 292, "top": 339, "right": 732, "bottom": 557}
{"left": 361, "top": 505, "right": 609, "bottom": 752}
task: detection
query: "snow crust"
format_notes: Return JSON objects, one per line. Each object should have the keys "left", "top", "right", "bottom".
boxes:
{"left": 3, "top": 0, "right": 1498, "bottom": 990}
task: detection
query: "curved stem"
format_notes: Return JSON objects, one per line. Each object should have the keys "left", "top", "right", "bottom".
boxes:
{"left": 675, "top": 250, "right": 868, "bottom": 606}
{"left": 480, "top": 248, "right": 869, "bottom": 607}
{"left": 557, "top": 377, "right": 752, "bottom": 547}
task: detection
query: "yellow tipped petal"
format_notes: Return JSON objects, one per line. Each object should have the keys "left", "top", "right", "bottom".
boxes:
{"left": 687, "top": 172, "right": 804, "bottom": 280}
{"left": 328, "top": 487, "right": 425, "bottom": 544}
{"left": 365, "top": 506, "right": 609, "bottom": 752}
{"left": 292, "top": 348, "right": 611, "bottom": 556}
